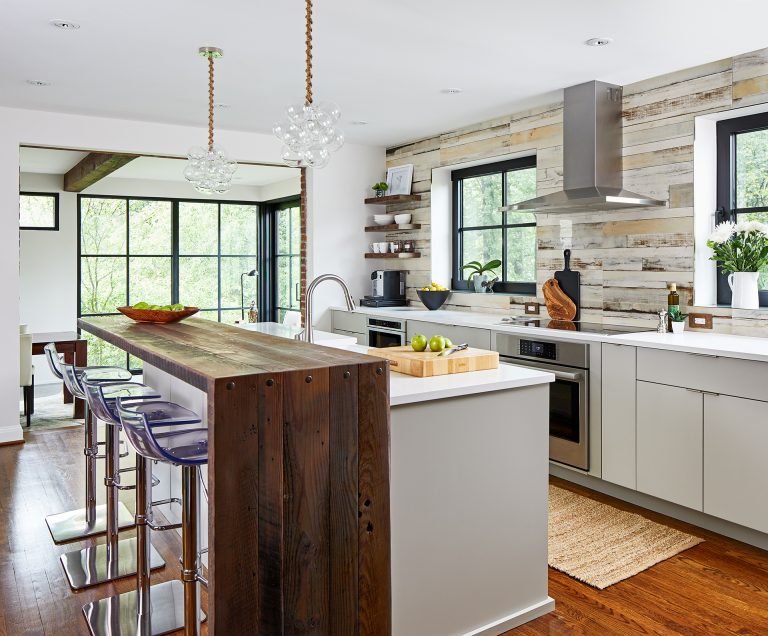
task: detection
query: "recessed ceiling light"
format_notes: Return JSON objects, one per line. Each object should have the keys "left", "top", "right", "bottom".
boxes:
{"left": 50, "top": 19, "right": 80, "bottom": 30}
{"left": 26, "top": 80, "right": 51, "bottom": 87}
{"left": 441, "top": 88, "right": 463, "bottom": 94}
{"left": 350, "top": 120, "right": 368, "bottom": 125}
{"left": 585, "top": 37, "right": 612, "bottom": 47}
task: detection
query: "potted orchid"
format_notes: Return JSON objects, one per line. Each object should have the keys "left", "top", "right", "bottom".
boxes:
{"left": 707, "top": 220, "right": 768, "bottom": 309}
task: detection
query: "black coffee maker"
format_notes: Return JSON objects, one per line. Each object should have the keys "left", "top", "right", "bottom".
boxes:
{"left": 360, "top": 270, "right": 406, "bottom": 307}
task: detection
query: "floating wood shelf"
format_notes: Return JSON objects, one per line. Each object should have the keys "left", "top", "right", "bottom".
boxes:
{"left": 365, "top": 223, "right": 421, "bottom": 232}
{"left": 364, "top": 252, "right": 421, "bottom": 259}
{"left": 364, "top": 194, "right": 422, "bottom": 205}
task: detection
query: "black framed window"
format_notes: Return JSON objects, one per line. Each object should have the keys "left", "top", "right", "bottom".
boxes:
{"left": 78, "top": 195, "right": 260, "bottom": 368}
{"left": 716, "top": 112, "right": 768, "bottom": 306}
{"left": 451, "top": 157, "right": 537, "bottom": 294}
{"left": 272, "top": 199, "right": 301, "bottom": 322}
{"left": 20, "top": 192, "right": 59, "bottom": 230}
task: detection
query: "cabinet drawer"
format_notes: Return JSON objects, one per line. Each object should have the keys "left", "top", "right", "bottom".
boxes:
{"left": 636, "top": 348, "right": 768, "bottom": 402}
{"left": 406, "top": 320, "right": 491, "bottom": 350}
{"left": 331, "top": 310, "right": 367, "bottom": 334}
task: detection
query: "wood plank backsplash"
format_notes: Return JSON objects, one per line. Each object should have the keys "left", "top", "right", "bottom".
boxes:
{"left": 381, "top": 47, "right": 768, "bottom": 335}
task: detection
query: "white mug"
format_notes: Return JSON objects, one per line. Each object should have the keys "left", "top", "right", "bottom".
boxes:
{"left": 378, "top": 242, "right": 389, "bottom": 253}
{"left": 370, "top": 243, "right": 380, "bottom": 253}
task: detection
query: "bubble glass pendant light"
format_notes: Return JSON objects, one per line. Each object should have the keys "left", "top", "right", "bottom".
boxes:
{"left": 272, "top": 0, "right": 344, "bottom": 169}
{"left": 184, "top": 47, "right": 237, "bottom": 194}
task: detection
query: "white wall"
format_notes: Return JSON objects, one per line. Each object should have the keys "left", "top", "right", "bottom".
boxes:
{"left": 2, "top": 105, "right": 384, "bottom": 442}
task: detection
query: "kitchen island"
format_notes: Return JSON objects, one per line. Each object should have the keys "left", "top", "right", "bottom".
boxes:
{"left": 78, "top": 316, "right": 391, "bottom": 635}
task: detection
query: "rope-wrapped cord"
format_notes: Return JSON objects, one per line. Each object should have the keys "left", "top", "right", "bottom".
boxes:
{"left": 305, "top": 0, "right": 313, "bottom": 105}
{"left": 208, "top": 54, "right": 215, "bottom": 150}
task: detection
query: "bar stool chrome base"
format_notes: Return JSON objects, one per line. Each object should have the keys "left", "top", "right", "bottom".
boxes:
{"left": 61, "top": 538, "right": 165, "bottom": 590}
{"left": 82, "top": 580, "right": 207, "bottom": 636}
{"left": 46, "top": 502, "right": 135, "bottom": 544}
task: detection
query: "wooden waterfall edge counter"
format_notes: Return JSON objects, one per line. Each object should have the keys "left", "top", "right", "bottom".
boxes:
{"left": 78, "top": 316, "right": 391, "bottom": 635}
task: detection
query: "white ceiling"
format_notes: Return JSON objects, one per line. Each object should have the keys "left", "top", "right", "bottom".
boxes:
{"left": 19, "top": 146, "right": 299, "bottom": 186}
{"left": 3, "top": 1, "right": 768, "bottom": 147}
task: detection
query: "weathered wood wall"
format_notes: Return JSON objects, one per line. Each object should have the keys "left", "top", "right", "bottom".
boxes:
{"left": 382, "top": 47, "right": 768, "bottom": 335}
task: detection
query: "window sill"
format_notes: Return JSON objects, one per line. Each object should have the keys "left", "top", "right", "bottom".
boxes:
{"left": 449, "top": 289, "right": 536, "bottom": 298}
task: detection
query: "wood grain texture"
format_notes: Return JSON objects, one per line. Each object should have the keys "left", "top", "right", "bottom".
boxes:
{"left": 63, "top": 152, "right": 137, "bottom": 192}
{"left": 543, "top": 278, "right": 577, "bottom": 321}
{"left": 367, "top": 346, "right": 499, "bottom": 377}
{"left": 357, "top": 362, "right": 391, "bottom": 636}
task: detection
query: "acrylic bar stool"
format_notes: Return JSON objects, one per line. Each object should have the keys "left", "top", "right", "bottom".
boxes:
{"left": 83, "top": 399, "right": 208, "bottom": 636}
{"left": 43, "top": 343, "right": 135, "bottom": 544}
{"left": 59, "top": 376, "right": 168, "bottom": 590}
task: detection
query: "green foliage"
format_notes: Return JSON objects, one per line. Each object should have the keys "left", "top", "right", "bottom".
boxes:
{"left": 461, "top": 259, "right": 502, "bottom": 278}
{"left": 707, "top": 223, "right": 768, "bottom": 274}
{"left": 371, "top": 182, "right": 388, "bottom": 192}
{"left": 668, "top": 306, "right": 687, "bottom": 322}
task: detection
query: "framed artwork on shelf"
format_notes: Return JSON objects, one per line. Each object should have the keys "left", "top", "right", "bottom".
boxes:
{"left": 386, "top": 164, "right": 414, "bottom": 196}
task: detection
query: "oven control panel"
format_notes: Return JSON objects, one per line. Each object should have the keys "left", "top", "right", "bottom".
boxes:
{"left": 519, "top": 339, "right": 557, "bottom": 360}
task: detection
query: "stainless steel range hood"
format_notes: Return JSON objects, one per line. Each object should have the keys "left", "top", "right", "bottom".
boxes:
{"left": 505, "top": 81, "right": 666, "bottom": 213}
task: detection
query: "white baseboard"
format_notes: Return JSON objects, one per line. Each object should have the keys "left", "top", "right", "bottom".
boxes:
{"left": 0, "top": 423, "right": 24, "bottom": 445}
{"left": 550, "top": 464, "right": 768, "bottom": 552}
{"left": 463, "top": 597, "right": 555, "bottom": 636}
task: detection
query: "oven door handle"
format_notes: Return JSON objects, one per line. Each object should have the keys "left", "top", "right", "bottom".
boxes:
{"left": 551, "top": 369, "right": 583, "bottom": 382}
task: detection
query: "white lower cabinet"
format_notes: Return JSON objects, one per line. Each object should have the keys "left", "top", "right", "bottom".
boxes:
{"left": 704, "top": 394, "right": 768, "bottom": 534}
{"left": 636, "top": 381, "right": 703, "bottom": 511}
{"left": 601, "top": 344, "right": 637, "bottom": 489}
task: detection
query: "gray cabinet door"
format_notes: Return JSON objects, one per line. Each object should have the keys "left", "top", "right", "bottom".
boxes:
{"left": 637, "top": 381, "right": 703, "bottom": 511}
{"left": 601, "top": 344, "right": 637, "bottom": 489}
{"left": 704, "top": 393, "right": 768, "bottom": 534}
{"left": 406, "top": 320, "right": 491, "bottom": 350}
{"left": 331, "top": 310, "right": 367, "bottom": 334}
{"left": 333, "top": 328, "right": 367, "bottom": 346}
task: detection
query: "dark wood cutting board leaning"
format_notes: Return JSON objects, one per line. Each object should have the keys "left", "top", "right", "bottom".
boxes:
{"left": 544, "top": 249, "right": 581, "bottom": 321}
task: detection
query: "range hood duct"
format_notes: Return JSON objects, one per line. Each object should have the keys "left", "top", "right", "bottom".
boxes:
{"left": 505, "top": 81, "right": 666, "bottom": 213}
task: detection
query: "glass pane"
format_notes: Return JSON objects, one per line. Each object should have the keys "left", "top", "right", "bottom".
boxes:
{"left": 129, "top": 257, "right": 172, "bottom": 306}
{"left": 460, "top": 230, "right": 502, "bottom": 280}
{"left": 221, "top": 204, "right": 258, "bottom": 255}
{"left": 506, "top": 167, "right": 537, "bottom": 221}
{"left": 80, "top": 257, "right": 126, "bottom": 313}
{"left": 220, "top": 309, "right": 246, "bottom": 324}
{"left": 129, "top": 200, "right": 172, "bottom": 255}
{"left": 277, "top": 208, "right": 291, "bottom": 255}
{"left": 129, "top": 354, "right": 143, "bottom": 372}
{"left": 290, "top": 206, "right": 301, "bottom": 253}
{"left": 179, "top": 257, "right": 218, "bottom": 308}
{"left": 505, "top": 226, "right": 537, "bottom": 282}
{"left": 290, "top": 257, "right": 300, "bottom": 308}
{"left": 276, "top": 256, "right": 290, "bottom": 308}
{"left": 20, "top": 194, "right": 56, "bottom": 228}
{"left": 197, "top": 310, "right": 219, "bottom": 322}
{"left": 83, "top": 332, "right": 126, "bottom": 368}
{"left": 461, "top": 174, "right": 502, "bottom": 227}
{"left": 179, "top": 202, "right": 218, "bottom": 255}
{"left": 738, "top": 210, "right": 768, "bottom": 289}
{"left": 221, "top": 257, "right": 258, "bottom": 308}
{"left": 736, "top": 129, "right": 768, "bottom": 209}
{"left": 81, "top": 197, "right": 126, "bottom": 255}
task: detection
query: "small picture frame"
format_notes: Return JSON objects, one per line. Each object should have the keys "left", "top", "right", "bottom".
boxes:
{"left": 386, "top": 164, "right": 414, "bottom": 196}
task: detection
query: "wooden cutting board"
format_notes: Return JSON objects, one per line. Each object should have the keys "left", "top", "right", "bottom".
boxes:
{"left": 543, "top": 278, "right": 577, "bottom": 321}
{"left": 367, "top": 345, "right": 499, "bottom": 377}
{"left": 554, "top": 249, "right": 580, "bottom": 321}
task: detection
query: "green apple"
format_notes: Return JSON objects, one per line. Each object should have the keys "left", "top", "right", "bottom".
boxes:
{"left": 133, "top": 301, "right": 150, "bottom": 309}
{"left": 443, "top": 338, "right": 454, "bottom": 348}
{"left": 411, "top": 334, "right": 428, "bottom": 352}
{"left": 429, "top": 335, "right": 445, "bottom": 352}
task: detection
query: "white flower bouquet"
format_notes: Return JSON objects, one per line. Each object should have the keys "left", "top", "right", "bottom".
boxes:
{"left": 706, "top": 220, "right": 768, "bottom": 273}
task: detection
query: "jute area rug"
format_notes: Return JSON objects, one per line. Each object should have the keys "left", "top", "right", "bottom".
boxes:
{"left": 548, "top": 485, "right": 704, "bottom": 589}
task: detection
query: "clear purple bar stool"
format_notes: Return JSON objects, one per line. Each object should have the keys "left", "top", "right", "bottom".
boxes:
{"left": 59, "top": 377, "right": 168, "bottom": 591}
{"left": 83, "top": 399, "right": 208, "bottom": 636}
{"left": 43, "top": 343, "right": 135, "bottom": 544}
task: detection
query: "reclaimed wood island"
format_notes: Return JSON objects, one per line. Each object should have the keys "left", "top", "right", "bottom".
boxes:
{"left": 78, "top": 315, "right": 391, "bottom": 635}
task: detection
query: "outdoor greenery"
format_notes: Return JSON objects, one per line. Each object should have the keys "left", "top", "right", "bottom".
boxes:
{"left": 458, "top": 167, "right": 537, "bottom": 285}
{"left": 275, "top": 203, "right": 301, "bottom": 322}
{"left": 19, "top": 193, "right": 57, "bottom": 228}
{"left": 80, "top": 196, "right": 260, "bottom": 367}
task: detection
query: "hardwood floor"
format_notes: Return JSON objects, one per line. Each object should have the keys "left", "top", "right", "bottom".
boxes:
{"left": 2, "top": 427, "right": 768, "bottom": 635}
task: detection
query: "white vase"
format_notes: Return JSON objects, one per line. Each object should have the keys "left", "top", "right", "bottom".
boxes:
{"left": 671, "top": 320, "right": 685, "bottom": 334}
{"left": 727, "top": 271, "right": 760, "bottom": 309}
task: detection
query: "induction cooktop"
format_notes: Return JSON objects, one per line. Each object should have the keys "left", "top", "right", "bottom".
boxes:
{"left": 497, "top": 316, "right": 654, "bottom": 336}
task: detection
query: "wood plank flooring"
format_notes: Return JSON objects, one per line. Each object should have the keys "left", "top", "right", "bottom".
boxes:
{"left": 2, "top": 427, "right": 768, "bottom": 635}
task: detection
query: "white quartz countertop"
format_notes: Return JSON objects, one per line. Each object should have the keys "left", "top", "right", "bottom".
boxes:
{"left": 335, "top": 306, "right": 768, "bottom": 362}
{"left": 235, "top": 321, "right": 357, "bottom": 348}
{"left": 343, "top": 344, "right": 554, "bottom": 405}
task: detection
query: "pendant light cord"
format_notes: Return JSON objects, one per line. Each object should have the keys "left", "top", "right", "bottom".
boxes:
{"left": 208, "top": 54, "right": 215, "bottom": 150}
{"left": 305, "top": 0, "right": 313, "bottom": 106}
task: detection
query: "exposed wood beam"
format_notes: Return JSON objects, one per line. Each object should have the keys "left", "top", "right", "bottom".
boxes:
{"left": 63, "top": 152, "right": 137, "bottom": 192}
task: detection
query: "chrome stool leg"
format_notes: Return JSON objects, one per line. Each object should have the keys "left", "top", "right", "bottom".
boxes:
{"left": 181, "top": 465, "right": 200, "bottom": 636}
{"left": 60, "top": 421, "right": 165, "bottom": 590}
{"left": 83, "top": 457, "right": 205, "bottom": 635}
{"left": 45, "top": 403, "right": 135, "bottom": 544}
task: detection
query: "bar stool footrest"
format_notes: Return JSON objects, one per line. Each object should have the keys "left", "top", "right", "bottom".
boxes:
{"left": 45, "top": 502, "right": 135, "bottom": 544}
{"left": 146, "top": 498, "right": 183, "bottom": 531}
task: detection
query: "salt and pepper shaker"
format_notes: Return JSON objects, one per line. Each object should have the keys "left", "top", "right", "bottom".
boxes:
{"left": 657, "top": 310, "right": 669, "bottom": 333}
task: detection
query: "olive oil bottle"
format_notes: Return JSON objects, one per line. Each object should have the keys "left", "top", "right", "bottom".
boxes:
{"left": 667, "top": 283, "right": 680, "bottom": 331}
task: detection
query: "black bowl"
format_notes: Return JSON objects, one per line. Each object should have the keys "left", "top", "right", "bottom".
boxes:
{"left": 416, "top": 289, "right": 450, "bottom": 311}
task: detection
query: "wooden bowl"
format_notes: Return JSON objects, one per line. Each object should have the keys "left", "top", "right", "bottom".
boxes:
{"left": 117, "top": 306, "right": 200, "bottom": 324}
